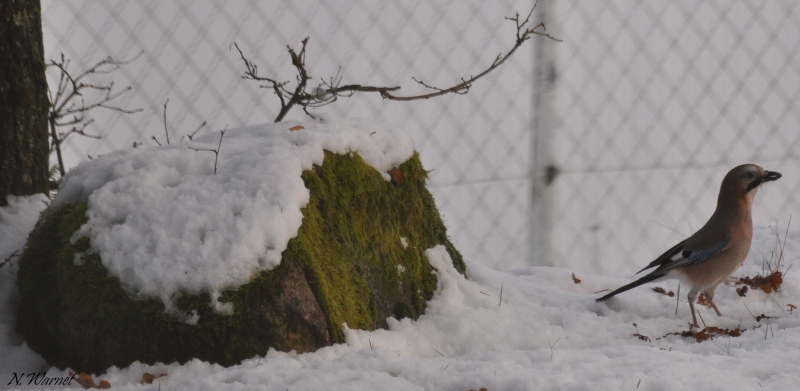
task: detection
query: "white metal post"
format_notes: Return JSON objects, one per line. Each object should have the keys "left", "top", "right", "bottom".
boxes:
{"left": 531, "top": 0, "right": 558, "bottom": 266}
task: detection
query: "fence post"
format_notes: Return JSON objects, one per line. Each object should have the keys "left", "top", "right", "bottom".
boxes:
{"left": 530, "top": 0, "right": 557, "bottom": 267}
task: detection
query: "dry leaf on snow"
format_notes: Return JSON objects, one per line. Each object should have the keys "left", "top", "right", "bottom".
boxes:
{"left": 390, "top": 167, "right": 404, "bottom": 184}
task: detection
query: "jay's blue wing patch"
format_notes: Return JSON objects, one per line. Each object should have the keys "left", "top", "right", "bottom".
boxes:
{"left": 637, "top": 239, "right": 730, "bottom": 275}
{"left": 683, "top": 240, "right": 729, "bottom": 265}
{"left": 650, "top": 239, "right": 730, "bottom": 274}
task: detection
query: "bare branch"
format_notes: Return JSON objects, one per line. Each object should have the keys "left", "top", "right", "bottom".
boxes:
{"left": 54, "top": 119, "right": 99, "bottom": 147}
{"left": 233, "top": 42, "right": 289, "bottom": 116}
{"left": 188, "top": 127, "right": 226, "bottom": 175}
{"left": 187, "top": 121, "right": 208, "bottom": 141}
{"left": 46, "top": 51, "right": 144, "bottom": 177}
{"left": 235, "top": 4, "right": 560, "bottom": 121}
{"left": 155, "top": 97, "right": 207, "bottom": 144}
{"left": 163, "top": 98, "right": 171, "bottom": 145}
{"left": 0, "top": 251, "right": 19, "bottom": 270}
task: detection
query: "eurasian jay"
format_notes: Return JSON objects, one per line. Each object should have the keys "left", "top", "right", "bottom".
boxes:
{"left": 597, "top": 164, "right": 781, "bottom": 327}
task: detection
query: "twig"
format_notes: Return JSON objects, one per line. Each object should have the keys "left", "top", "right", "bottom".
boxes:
{"left": 651, "top": 220, "right": 687, "bottom": 237}
{"left": 499, "top": 283, "right": 503, "bottom": 306}
{"left": 712, "top": 338, "right": 732, "bottom": 355}
{"left": 235, "top": 3, "right": 561, "bottom": 122}
{"left": 547, "top": 337, "right": 560, "bottom": 361}
{"left": 47, "top": 51, "right": 143, "bottom": 177}
{"left": 697, "top": 310, "right": 707, "bottom": 329}
{"left": 0, "top": 250, "right": 20, "bottom": 270}
{"left": 187, "top": 121, "right": 208, "bottom": 141}
{"left": 188, "top": 126, "right": 226, "bottom": 175}
{"left": 777, "top": 216, "right": 791, "bottom": 271}
{"left": 162, "top": 98, "right": 170, "bottom": 145}
{"left": 159, "top": 97, "right": 207, "bottom": 143}
{"left": 743, "top": 302, "right": 758, "bottom": 322}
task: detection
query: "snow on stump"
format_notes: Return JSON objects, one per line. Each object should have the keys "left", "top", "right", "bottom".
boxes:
{"left": 16, "top": 118, "right": 466, "bottom": 374}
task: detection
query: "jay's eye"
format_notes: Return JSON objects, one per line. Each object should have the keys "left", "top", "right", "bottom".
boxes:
{"left": 745, "top": 172, "right": 755, "bottom": 179}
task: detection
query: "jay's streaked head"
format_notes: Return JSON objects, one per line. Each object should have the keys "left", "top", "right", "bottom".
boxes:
{"left": 720, "top": 164, "right": 782, "bottom": 205}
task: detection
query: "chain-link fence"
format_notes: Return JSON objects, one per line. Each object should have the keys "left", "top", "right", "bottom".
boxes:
{"left": 547, "top": 0, "right": 800, "bottom": 274}
{"left": 41, "top": 0, "right": 800, "bottom": 274}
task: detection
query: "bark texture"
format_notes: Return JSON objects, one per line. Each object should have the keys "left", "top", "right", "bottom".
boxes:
{"left": 0, "top": 0, "right": 50, "bottom": 205}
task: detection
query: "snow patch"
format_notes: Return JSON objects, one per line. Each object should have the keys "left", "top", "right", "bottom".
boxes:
{"left": 52, "top": 117, "right": 415, "bottom": 310}
{"left": 2, "top": 216, "right": 800, "bottom": 389}
{"left": 0, "top": 194, "right": 49, "bottom": 375}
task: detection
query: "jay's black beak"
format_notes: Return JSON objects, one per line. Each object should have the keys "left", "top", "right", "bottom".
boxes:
{"left": 762, "top": 171, "right": 782, "bottom": 182}
{"left": 746, "top": 171, "right": 781, "bottom": 192}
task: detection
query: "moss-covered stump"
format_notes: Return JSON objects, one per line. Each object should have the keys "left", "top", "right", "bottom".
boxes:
{"left": 17, "top": 151, "right": 465, "bottom": 374}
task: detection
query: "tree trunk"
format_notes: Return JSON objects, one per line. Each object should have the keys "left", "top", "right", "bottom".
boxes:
{"left": 0, "top": 0, "right": 49, "bottom": 206}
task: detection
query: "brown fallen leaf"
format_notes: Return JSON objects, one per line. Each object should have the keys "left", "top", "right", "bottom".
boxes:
{"left": 736, "top": 285, "right": 748, "bottom": 297}
{"left": 755, "top": 314, "right": 775, "bottom": 322}
{"left": 651, "top": 286, "right": 674, "bottom": 297}
{"left": 760, "top": 272, "right": 783, "bottom": 293}
{"left": 390, "top": 167, "right": 404, "bottom": 184}
{"left": 632, "top": 332, "right": 651, "bottom": 342}
{"left": 70, "top": 371, "right": 94, "bottom": 389}
{"left": 788, "top": 304, "right": 797, "bottom": 312}
{"left": 691, "top": 326, "right": 742, "bottom": 343}
{"left": 141, "top": 373, "right": 167, "bottom": 384}
{"left": 69, "top": 371, "right": 111, "bottom": 389}
{"left": 658, "top": 327, "right": 743, "bottom": 342}
{"left": 656, "top": 330, "right": 691, "bottom": 340}
{"left": 697, "top": 293, "right": 713, "bottom": 308}
{"left": 288, "top": 125, "right": 304, "bottom": 132}
{"left": 735, "top": 271, "right": 783, "bottom": 294}
{"left": 571, "top": 273, "right": 581, "bottom": 284}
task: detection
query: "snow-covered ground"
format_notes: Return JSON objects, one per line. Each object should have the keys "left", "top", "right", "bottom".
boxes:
{"left": 2, "top": 120, "right": 799, "bottom": 390}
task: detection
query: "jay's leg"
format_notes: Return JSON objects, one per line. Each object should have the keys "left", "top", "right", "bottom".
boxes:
{"left": 704, "top": 288, "right": 723, "bottom": 317}
{"left": 687, "top": 287, "right": 700, "bottom": 328}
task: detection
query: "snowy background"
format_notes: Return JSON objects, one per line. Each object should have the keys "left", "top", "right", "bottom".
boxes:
{"left": 2, "top": 0, "right": 800, "bottom": 389}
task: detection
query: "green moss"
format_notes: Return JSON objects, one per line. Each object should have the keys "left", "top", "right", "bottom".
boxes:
{"left": 292, "top": 151, "right": 465, "bottom": 341}
{"left": 17, "top": 151, "right": 465, "bottom": 374}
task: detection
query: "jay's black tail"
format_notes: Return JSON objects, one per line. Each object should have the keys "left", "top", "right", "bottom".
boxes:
{"left": 596, "top": 273, "right": 666, "bottom": 302}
